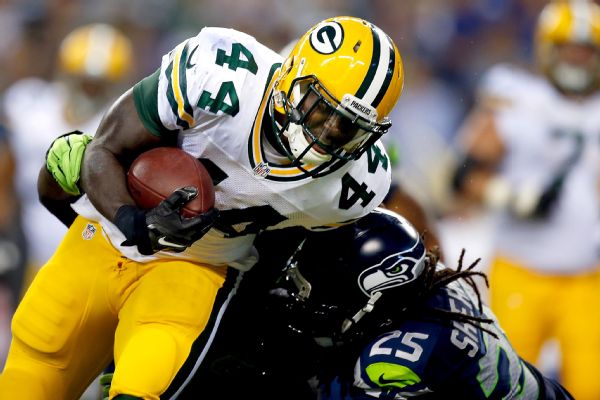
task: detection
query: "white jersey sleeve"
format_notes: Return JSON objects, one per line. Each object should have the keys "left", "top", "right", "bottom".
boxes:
{"left": 133, "top": 27, "right": 277, "bottom": 136}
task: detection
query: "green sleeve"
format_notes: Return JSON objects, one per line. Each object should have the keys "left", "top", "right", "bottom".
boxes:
{"left": 132, "top": 69, "right": 179, "bottom": 137}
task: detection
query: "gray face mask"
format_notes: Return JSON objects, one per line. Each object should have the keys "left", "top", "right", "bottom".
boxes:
{"left": 551, "top": 62, "right": 595, "bottom": 93}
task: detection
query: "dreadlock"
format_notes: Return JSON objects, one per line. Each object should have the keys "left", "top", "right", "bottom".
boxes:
{"left": 407, "top": 246, "right": 498, "bottom": 338}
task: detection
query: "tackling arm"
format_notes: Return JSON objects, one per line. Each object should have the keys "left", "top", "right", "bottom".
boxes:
{"left": 382, "top": 185, "right": 442, "bottom": 256}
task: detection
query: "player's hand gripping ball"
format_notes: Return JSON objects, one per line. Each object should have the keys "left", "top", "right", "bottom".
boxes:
{"left": 127, "top": 147, "right": 215, "bottom": 217}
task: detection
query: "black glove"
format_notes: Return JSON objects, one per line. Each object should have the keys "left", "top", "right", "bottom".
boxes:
{"left": 530, "top": 176, "right": 564, "bottom": 219}
{"left": 114, "top": 186, "right": 219, "bottom": 255}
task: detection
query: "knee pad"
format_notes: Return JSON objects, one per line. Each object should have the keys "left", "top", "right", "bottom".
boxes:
{"left": 11, "top": 267, "right": 83, "bottom": 363}
{"left": 0, "top": 368, "right": 48, "bottom": 398}
{"left": 112, "top": 326, "right": 183, "bottom": 399}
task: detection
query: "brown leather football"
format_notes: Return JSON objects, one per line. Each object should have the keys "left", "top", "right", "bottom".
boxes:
{"left": 127, "top": 147, "right": 215, "bottom": 217}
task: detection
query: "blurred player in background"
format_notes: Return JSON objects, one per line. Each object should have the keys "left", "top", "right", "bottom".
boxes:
{"left": 451, "top": 1, "right": 600, "bottom": 398}
{"left": 2, "top": 23, "right": 133, "bottom": 287}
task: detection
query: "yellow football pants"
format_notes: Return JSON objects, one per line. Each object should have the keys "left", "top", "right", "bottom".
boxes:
{"left": 489, "top": 256, "right": 600, "bottom": 400}
{"left": 0, "top": 216, "right": 227, "bottom": 399}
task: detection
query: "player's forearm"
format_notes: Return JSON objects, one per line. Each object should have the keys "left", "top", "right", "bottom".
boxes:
{"left": 81, "top": 141, "right": 136, "bottom": 222}
{"left": 383, "top": 186, "right": 441, "bottom": 254}
{"left": 37, "top": 166, "right": 79, "bottom": 227}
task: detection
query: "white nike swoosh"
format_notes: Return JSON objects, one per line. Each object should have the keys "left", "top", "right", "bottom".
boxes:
{"left": 157, "top": 237, "right": 186, "bottom": 249}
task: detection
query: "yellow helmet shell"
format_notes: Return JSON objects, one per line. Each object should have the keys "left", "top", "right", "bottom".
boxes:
{"left": 58, "top": 23, "right": 133, "bottom": 82}
{"left": 276, "top": 16, "right": 404, "bottom": 123}
{"left": 536, "top": 1, "right": 600, "bottom": 63}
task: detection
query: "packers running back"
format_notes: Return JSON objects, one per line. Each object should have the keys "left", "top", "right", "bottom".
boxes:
{"left": 0, "top": 17, "right": 404, "bottom": 400}
{"left": 74, "top": 22, "right": 399, "bottom": 270}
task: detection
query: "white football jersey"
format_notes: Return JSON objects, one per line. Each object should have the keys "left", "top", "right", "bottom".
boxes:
{"left": 3, "top": 78, "right": 105, "bottom": 266}
{"left": 481, "top": 64, "right": 600, "bottom": 273}
{"left": 74, "top": 27, "right": 392, "bottom": 270}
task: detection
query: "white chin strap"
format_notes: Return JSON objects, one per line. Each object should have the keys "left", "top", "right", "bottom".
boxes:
{"left": 552, "top": 62, "right": 594, "bottom": 93}
{"left": 284, "top": 123, "right": 332, "bottom": 165}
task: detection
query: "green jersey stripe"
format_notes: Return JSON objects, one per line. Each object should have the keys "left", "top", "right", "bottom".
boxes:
{"left": 165, "top": 60, "right": 189, "bottom": 129}
{"left": 177, "top": 43, "right": 195, "bottom": 123}
{"left": 247, "top": 61, "right": 281, "bottom": 168}
{"left": 133, "top": 68, "right": 178, "bottom": 137}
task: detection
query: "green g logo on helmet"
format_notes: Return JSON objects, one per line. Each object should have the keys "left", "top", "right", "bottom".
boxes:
{"left": 310, "top": 21, "right": 344, "bottom": 54}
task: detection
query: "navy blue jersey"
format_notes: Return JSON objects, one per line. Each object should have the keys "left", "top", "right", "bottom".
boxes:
{"left": 330, "top": 277, "right": 571, "bottom": 399}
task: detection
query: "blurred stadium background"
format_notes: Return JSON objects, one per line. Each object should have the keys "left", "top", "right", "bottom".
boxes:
{"left": 0, "top": 0, "right": 582, "bottom": 398}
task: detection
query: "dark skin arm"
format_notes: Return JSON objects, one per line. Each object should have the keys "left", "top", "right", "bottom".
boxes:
{"left": 80, "top": 89, "right": 165, "bottom": 221}
{"left": 37, "top": 166, "right": 80, "bottom": 227}
{"left": 382, "top": 185, "right": 442, "bottom": 256}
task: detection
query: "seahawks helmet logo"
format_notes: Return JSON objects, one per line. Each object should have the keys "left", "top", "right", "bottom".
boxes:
{"left": 310, "top": 21, "right": 344, "bottom": 54}
{"left": 357, "top": 244, "right": 426, "bottom": 297}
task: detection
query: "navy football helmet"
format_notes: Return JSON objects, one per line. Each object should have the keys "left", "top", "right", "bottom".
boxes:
{"left": 268, "top": 208, "right": 427, "bottom": 346}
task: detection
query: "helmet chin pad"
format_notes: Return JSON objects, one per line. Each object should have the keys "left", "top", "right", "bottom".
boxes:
{"left": 551, "top": 62, "right": 596, "bottom": 93}
{"left": 284, "top": 122, "right": 332, "bottom": 165}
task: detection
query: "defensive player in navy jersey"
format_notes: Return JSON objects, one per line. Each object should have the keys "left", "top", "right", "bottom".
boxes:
{"left": 98, "top": 208, "right": 573, "bottom": 399}
{"left": 256, "top": 209, "right": 574, "bottom": 399}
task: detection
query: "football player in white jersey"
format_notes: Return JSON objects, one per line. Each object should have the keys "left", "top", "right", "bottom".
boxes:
{"left": 451, "top": 2, "right": 600, "bottom": 399}
{"left": 0, "top": 16, "right": 404, "bottom": 399}
{"left": 2, "top": 23, "right": 133, "bottom": 284}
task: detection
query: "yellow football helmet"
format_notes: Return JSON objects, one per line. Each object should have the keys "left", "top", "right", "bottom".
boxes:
{"left": 58, "top": 23, "right": 133, "bottom": 82}
{"left": 536, "top": 0, "right": 600, "bottom": 94}
{"left": 270, "top": 16, "right": 404, "bottom": 170}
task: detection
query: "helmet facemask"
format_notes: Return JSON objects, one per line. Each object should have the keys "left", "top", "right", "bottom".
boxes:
{"left": 270, "top": 258, "right": 383, "bottom": 348}
{"left": 270, "top": 74, "right": 391, "bottom": 174}
{"left": 267, "top": 210, "right": 429, "bottom": 348}
{"left": 546, "top": 42, "right": 600, "bottom": 95}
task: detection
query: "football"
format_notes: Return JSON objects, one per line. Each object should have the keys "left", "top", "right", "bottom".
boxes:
{"left": 127, "top": 147, "right": 215, "bottom": 218}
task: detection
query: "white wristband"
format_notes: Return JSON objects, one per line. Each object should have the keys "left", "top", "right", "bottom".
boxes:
{"left": 511, "top": 184, "right": 542, "bottom": 218}
{"left": 483, "top": 176, "right": 512, "bottom": 211}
